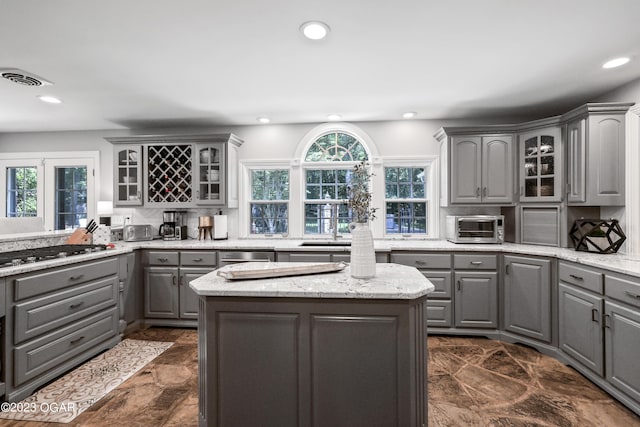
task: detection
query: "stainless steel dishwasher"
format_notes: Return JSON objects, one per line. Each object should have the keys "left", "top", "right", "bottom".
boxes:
{"left": 217, "top": 251, "right": 275, "bottom": 267}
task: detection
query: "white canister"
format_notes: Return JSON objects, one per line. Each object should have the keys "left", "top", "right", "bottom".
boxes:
{"left": 349, "top": 222, "right": 376, "bottom": 279}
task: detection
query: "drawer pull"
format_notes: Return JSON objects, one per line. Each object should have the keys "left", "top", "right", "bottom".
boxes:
{"left": 569, "top": 274, "right": 583, "bottom": 281}
{"left": 604, "top": 314, "right": 611, "bottom": 329}
{"left": 69, "top": 301, "right": 84, "bottom": 309}
{"left": 70, "top": 336, "right": 85, "bottom": 345}
{"left": 591, "top": 308, "right": 599, "bottom": 323}
{"left": 192, "top": 258, "right": 203, "bottom": 262}
{"left": 470, "top": 261, "right": 483, "bottom": 266}
{"left": 415, "top": 260, "right": 427, "bottom": 266}
{"left": 69, "top": 274, "right": 84, "bottom": 281}
{"left": 157, "top": 258, "right": 169, "bottom": 263}
{"left": 624, "top": 291, "right": 640, "bottom": 299}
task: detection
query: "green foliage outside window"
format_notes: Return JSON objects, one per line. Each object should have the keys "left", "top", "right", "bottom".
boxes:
{"left": 6, "top": 167, "right": 38, "bottom": 217}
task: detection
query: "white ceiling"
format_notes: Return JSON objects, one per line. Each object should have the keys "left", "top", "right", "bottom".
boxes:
{"left": 1, "top": 0, "right": 639, "bottom": 132}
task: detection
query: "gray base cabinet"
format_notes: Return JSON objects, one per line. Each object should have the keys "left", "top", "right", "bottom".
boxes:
{"left": 3, "top": 257, "right": 121, "bottom": 402}
{"left": 454, "top": 254, "right": 498, "bottom": 329}
{"left": 143, "top": 250, "right": 216, "bottom": 325}
{"left": 605, "top": 301, "right": 640, "bottom": 403}
{"left": 558, "top": 282, "right": 604, "bottom": 375}
{"left": 198, "top": 296, "right": 427, "bottom": 427}
{"left": 503, "top": 255, "right": 551, "bottom": 342}
{"left": 455, "top": 271, "right": 498, "bottom": 328}
{"left": 390, "top": 252, "right": 453, "bottom": 328}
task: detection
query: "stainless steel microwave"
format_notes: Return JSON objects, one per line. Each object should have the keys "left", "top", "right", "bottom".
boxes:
{"left": 446, "top": 215, "right": 504, "bottom": 244}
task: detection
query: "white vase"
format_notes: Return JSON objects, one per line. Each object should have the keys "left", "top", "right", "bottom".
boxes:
{"left": 349, "top": 222, "right": 376, "bottom": 279}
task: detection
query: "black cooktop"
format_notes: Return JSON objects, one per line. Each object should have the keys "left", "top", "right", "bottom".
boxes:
{"left": 0, "top": 244, "right": 107, "bottom": 268}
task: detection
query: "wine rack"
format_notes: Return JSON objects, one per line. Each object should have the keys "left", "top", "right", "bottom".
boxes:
{"left": 146, "top": 144, "right": 193, "bottom": 204}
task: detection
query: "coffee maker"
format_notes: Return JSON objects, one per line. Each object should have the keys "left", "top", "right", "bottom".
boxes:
{"left": 159, "top": 211, "right": 187, "bottom": 240}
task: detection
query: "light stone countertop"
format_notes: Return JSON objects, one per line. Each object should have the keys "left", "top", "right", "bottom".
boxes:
{"left": 2, "top": 238, "right": 640, "bottom": 278}
{"left": 189, "top": 262, "right": 435, "bottom": 299}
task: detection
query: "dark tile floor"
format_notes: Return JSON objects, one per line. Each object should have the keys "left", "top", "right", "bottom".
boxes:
{"left": 2, "top": 328, "right": 639, "bottom": 426}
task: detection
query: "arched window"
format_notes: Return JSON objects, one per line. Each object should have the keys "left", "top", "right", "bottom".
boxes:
{"left": 304, "top": 133, "right": 369, "bottom": 162}
{"left": 302, "top": 131, "right": 372, "bottom": 235}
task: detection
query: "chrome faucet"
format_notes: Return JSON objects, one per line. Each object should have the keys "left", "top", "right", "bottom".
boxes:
{"left": 330, "top": 204, "right": 340, "bottom": 240}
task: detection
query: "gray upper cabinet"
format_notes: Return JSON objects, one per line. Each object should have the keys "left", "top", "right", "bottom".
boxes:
{"left": 106, "top": 133, "right": 243, "bottom": 208}
{"left": 503, "top": 255, "right": 551, "bottom": 343}
{"left": 564, "top": 103, "right": 633, "bottom": 206}
{"left": 518, "top": 126, "right": 562, "bottom": 202}
{"left": 112, "top": 145, "right": 143, "bottom": 206}
{"left": 448, "top": 134, "right": 513, "bottom": 205}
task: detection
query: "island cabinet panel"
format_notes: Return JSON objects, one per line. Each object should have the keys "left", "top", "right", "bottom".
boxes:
{"left": 503, "top": 255, "right": 551, "bottom": 343}
{"left": 216, "top": 312, "right": 300, "bottom": 427}
{"left": 198, "top": 297, "right": 427, "bottom": 427}
{"left": 311, "top": 315, "right": 398, "bottom": 427}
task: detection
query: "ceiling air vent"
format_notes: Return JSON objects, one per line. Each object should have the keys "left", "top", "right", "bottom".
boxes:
{"left": 0, "top": 68, "right": 53, "bottom": 86}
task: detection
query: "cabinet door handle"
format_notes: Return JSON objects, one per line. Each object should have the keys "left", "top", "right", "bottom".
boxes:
{"left": 69, "top": 301, "right": 84, "bottom": 309}
{"left": 70, "top": 336, "right": 85, "bottom": 345}
{"left": 69, "top": 274, "right": 84, "bottom": 281}
{"left": 591, "top": 308, "right": 599, "bottom": 323}
{"left": 482, "top": 187, "right": 487, "bottom": 197}
{"left": 137, "top": 191, "right": 141, "bottom": 199}
{"left": 505, "top": 264, "right": 510, "bottom": 275}
{"left": 476, "top": 187, "right": 480, "bottom": 197}
{"left": 457, "top": 280, "right": 461, "bottom": 291}
{"left": 624, "top": 291, "right": 640, "bottom": 299}
{"left": 520, "top": 186, "right": 524, "bottom": 197}
{"left": 569, "top": 274, "right": 584, "bottom": 281}
{"left": 172, "top": 275, "right": 177, "bottom": 286}
{"left": 470, "top": 261, "right": 483, "bottom": 266}
{"left": 604, "top": 314, "right": 611, "bottom": 329}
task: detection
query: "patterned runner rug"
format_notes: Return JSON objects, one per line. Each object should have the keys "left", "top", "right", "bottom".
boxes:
{"left": 0, "top": 339, "right": 173, "bottom": 423}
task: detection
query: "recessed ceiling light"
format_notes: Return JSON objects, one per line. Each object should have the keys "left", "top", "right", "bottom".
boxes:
{"left": 327, "top": 114, "right": 342, "bottom": 121}
{"left": 257, "top": 117, "right": 270, "bottom": 124}
{"left": 300, "top": 21, "right": 330, "bottom": 40}
{"left": 38, "top": 95, "right": 62, "bottom": 104}
{"left": 402, "top": 112, "right": 417, "bottom": 119}
{"left": 602, "top": 57, "right": 630, "bottom": 69}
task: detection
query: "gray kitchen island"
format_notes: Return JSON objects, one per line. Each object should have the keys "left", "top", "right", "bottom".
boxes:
{"left": 189, "top": 262, "right": 434, "bottom": 427}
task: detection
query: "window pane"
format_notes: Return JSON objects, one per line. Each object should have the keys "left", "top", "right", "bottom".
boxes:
{"left": 251, "top": 169, "right": 289, "bottom": 201}
{"left": 250, "top": 203, "right": 288, "bottom": 234}
{"left": 55, "top": 166, "right": 87, "bottom": 230}
{"left": 304, "top": 202, "right": 351, "bottom": 235}
{"left": 384, "top": 166, "right": 426, "bottom": 200}
{"left": 6, "top": 167, "right": 38, "bottom": 217}
{"left": 385, "top": 202, "right": 427, "bottom": 234}
{"left": 304, "top": 132, "right": 368, "bottom": 162}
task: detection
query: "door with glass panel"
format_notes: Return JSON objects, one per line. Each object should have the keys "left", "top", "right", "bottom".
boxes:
{"left": 519, "top": 127, "right": 562, "bottom": 202}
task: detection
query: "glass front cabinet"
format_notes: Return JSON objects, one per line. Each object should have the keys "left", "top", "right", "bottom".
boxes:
{"left": 114, "top": 145, "right": 143, "bottom": 206}
{"left": 195, "top": 143, "right": 226, "bottom": 205}
{"left": 518, "top": 127, "right": 562, "bottom": 202}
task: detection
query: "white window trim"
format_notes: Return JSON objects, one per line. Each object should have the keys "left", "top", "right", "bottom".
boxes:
{"left": 239, "top": 159, "right": 293, "bottom": 238}
{"left": 379, "top": 156, "right": 439, "bottom": 239}
{"left": 296, "top": 122, "right": 381, "bottom": 238}
{"left": 0, "top": 151, "right": 99, "bottom": 231}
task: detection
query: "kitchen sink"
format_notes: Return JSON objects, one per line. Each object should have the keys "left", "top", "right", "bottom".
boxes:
{"left": 299, "top": 241, "right": 351, "bottom": 246}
